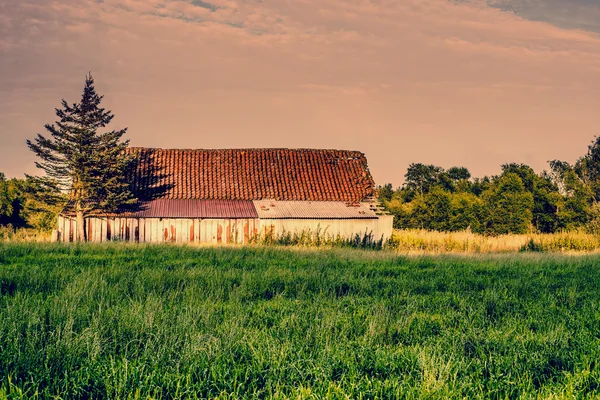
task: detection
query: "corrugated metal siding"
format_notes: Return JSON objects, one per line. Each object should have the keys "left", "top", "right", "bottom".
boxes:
{"left": 253, "top": 200, "right": 378, "bottom": 219}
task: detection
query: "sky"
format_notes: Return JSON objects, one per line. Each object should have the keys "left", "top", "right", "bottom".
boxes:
{"left": 1, "top": 0, "right": 600, "bottom": 187}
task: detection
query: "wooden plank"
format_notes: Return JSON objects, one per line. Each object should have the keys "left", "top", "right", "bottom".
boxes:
{"left": 120, "top": 218, "right": 125, "bottom": 241}
{"left": 125, "top": 218, "right": 130, "bottom": 242}
{"left": 107, "top": 219, "right": 112, "bottom": 241}
{"left": 87, "top": 218, "right": 92, "bottom": 242}
{"left": 176, "top": 219, "right": 183, "bottom": 244}
{"left": 133, "top": 219, "right": 139, "bottom": 243}
{"left": 201, "top": 220, "right": 207, "bottom": 243}
{"left": 154, "top": 219, "right": 161, "bottom": 243}
{"left": 146, "top": 219, "right": 153, "bottom": 243}
{"left": 163, "top": 219, "right": 169, "bottom": 242}
{"left": 183, "top": 219, "right": 190, "bottom": 243}
{"left": 217, "top": 222, "right": 222, "bottom": 244}
{"left": 227, "top": 220, "right": 232, "bottom": 244}
{"left": 137, "top": 219, "right": 144, "bottom": 243}
{"left": 91, "top": 218, "right": 98, "bottom": 242}
{"left": 170, "top": 220, "right": 176, "bottom": 243}
{"left": 99, "top": 218, "right": 105, "bottom": 243}
{"left": 113, "top": 218, "right": 120, "bottom": 241}
{"left": 56, "top": 217, "right": 62, "bottom": 242}
{"left": 66, "top": 218, "right": 72, "bottom": 242}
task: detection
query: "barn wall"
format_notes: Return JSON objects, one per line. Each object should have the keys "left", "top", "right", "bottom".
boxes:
{"left": 56, "top": 216, "right": 259, "bottom": 244}
{"left": 56, "top": 215, "right": 394, "bottom": 244}
{"left": 259, "top": 216, "right": 394, "bottom": 242}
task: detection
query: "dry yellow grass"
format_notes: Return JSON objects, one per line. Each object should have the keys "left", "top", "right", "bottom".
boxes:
{"left": 392, "top": 229, "right": 600, "bottom": 253}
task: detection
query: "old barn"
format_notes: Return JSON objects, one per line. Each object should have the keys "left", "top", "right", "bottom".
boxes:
{"left": 55, "top": 148, "right": 393, "bottom": 243}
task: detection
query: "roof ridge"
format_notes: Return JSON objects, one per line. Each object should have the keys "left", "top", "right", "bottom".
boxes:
{"left": 128, "top": 147, "right": 366, "bottom": 154}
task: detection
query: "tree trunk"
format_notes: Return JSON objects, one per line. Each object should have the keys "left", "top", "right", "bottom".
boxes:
{"left": 76, "top": 207, "right": 86, "bottom": 242}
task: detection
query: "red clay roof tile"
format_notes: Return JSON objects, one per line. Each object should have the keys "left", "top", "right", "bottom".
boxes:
{"left": 127, "top": 148, "right": 375, "bottom": 202}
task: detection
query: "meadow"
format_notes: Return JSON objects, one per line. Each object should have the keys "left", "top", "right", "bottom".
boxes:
{"left": 1, "top": 243, "right": 600, "bottom": 399}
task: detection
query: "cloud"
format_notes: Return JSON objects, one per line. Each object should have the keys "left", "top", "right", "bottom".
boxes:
{"left": 191, "top": 0, "right": 217, "bottom": 12}
{"left": 488, "top": 0, "right": 600, "bottom": 34}
{"left": 1, "top": 0, "right": 600, "bottom": 185}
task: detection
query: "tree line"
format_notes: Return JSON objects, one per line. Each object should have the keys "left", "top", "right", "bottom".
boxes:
{"left": 378, "top": 137, "right": 600, "bottom": 235}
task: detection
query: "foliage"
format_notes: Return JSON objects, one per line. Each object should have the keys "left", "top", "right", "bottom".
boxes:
{"left": 0, "top": 173, "right": 12, "bottom": 222}
{"left": 482, "top": 172, "right": 534, "bottom": 235}
{"left": 1, "top": 244, "right": 600, "bottom": 398}
{"left": 382, "top": 135, "right": 600, "bottom": 234}
{"left": 26, "top": 74, "right": 135, "bottom": 241}
{"left": 0, "top": 175, "right": 60, "bottom": 231}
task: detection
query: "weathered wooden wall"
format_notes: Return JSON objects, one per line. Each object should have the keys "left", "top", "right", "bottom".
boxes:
{"left": 56, "top": 216, "right": 259, "bottom": 244}
{"left": 55, "top": 215, "right": 394, "bottom": 244}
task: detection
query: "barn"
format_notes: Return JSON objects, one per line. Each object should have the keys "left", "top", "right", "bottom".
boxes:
{"left": 54, "top": 148, "right": 393, "bottom": 244}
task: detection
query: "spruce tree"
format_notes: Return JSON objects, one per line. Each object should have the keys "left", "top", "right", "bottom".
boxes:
{"left": 27, "top": 74, "right": 135, "bottom": 241}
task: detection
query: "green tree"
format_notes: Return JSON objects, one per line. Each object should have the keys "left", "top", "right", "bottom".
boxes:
{"left": 377, "top": 183, "right": 394, "bottom": 202}
{"left": 415, "top": 186, "right": 452, "bottom": 231}
{"left": 449, "top": 192, "right": 484, "bottom": 233}
{"left": 0, "top": 173, "right": 12, "bottom": 224}
{"left": 549, "top": 159, "right": 594, "bottom": 229}
{"left": 483, "top": 173, "right": 534, "bottom": 235}
{"left": 26, "top": 74, "right": 135, "bottom": 241}
{"left": 404, "top": 163, "right": 444, "bottom": 196}
{"left": 446, "top": 166, "right": 472, "bottom": 193}
{"left": 571, "top": 136, "right": 600, "bottom": 201}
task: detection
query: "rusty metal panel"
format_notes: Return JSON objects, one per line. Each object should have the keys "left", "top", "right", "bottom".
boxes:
{"left": 114, "top": 199, "right": 258, "bottom": 219}
{"left": 253, "top": 201, "right": 377, "bottom": 220}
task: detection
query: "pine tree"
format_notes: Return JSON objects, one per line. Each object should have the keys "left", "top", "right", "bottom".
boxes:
{"left": 27, "top": 74, "right": 135, "bottom": 241}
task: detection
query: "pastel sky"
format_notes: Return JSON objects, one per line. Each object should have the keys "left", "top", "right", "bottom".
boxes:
{"left": 1, "top": 0, "right": 599, "bottom": 186}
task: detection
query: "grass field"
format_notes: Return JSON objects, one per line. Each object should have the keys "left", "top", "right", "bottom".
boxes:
{"left": 1, "top": 244, "right": 600, "bottom": 399}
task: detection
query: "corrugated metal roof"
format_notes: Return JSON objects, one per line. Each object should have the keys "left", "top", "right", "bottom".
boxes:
{"left": 253, "top": 200, "right": 378, "bottom": 220}
{"left": 128, "top": 200, "right": 258, "bottom": 218}
{"left": 63, "top": 199, "right": 259, "bottom": 219}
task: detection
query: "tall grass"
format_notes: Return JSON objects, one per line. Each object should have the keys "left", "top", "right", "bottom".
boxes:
{"left": 256, "top": 228, "right": 387, "bottom": 250}
{"left": 392, "top": 229, "right": 600, "bottom": 253}
{"left": 0, "top": 225, "right": 50, "bottom": 242}
{"left": 1, "top": 243, "right": 600, "bottom": 398}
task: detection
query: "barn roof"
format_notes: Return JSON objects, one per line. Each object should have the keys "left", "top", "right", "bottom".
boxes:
{"left": 128, "top": 148, "right": 375, "bottom": 202}
{"left": 253, "top": 200, "right": 378, "bottom": 220}
{"left": 120, "top": 200, "right": 258, "bottom": 218}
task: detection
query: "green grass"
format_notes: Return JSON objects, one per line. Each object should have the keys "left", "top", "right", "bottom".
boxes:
{"left": 1, "top": 244, "right": 599, "bottom": 399}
